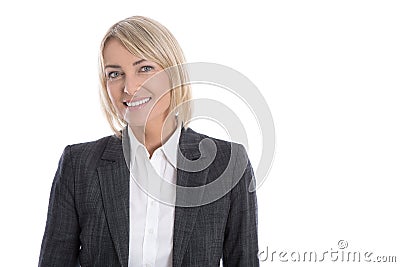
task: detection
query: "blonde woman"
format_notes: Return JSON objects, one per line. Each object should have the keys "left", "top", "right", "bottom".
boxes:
{"left": 39, "top": 16, "right": 259, "bottom": 266}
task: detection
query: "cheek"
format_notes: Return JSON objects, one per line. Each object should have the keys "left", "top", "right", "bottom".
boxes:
{"left": 106, "top": 85, "right": 123, "bottom": 115}
{"left": 146, "top": 71, "right": 171, "bottom": 97}
{"left": 151, "top": 91, "right": 171, "bottom": 116}
{"left": 106, "top": 83, "right": 119, "bottom": 102}
{"left": 159, "top": 91, "right": 172, "bottom": 107}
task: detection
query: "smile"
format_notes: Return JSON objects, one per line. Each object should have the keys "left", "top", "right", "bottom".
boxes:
{"left": 124, "top": 97, "right": 151, "bottom": 107}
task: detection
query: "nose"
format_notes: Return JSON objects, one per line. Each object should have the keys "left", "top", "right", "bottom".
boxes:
{"left": 123, "top": 75, "right": 141, "bottom": 96}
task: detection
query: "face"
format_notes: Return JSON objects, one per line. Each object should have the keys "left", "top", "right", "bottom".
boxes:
{"left": 103, "top": 38, "right": 172, "bottom": 128}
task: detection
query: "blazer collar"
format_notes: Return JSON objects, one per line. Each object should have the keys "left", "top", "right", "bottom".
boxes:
{"left": 97, "top": 125, "right": 209, "bottom": 267}
{"left": 100, "top": 124, "right": 203, "bottom": 162}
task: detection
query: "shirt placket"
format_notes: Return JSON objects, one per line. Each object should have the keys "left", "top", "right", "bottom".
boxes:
{"left": 142, "top": 150, "right": 163, "bottom": 267}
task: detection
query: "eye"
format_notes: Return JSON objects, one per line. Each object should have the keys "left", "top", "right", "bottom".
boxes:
{"left": 107, "top": 71, "right": 123, "bottom": 80}
{"left": 139, "top": 65, "right": 154, "bottom": 72}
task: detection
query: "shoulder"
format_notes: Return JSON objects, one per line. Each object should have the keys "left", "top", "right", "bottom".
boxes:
{"left": 60, "top": 134, "right": 122, "bottom": 170}
{"left": 182, "top": 128, "right": 250, "bottom": 187}
{"left": 67, "top": 134, "right": 118, "bottom": 155}
{"left": 184, "top": 128, "right": 254, "bottom": 200}
{"left": 182, "top": 127, "right": 248, "bottom": 159}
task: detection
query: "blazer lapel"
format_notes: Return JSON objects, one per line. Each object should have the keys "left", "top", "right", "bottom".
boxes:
{"left": 173, "top": 127, "right": 210, "bottom": 267}
{"left": 97, "top": 135, "right": 130, "bottom": 267}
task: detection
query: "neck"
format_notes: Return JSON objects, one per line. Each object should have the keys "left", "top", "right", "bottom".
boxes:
{"left": 129, "top": 114, "right": 178, "bottom": 158}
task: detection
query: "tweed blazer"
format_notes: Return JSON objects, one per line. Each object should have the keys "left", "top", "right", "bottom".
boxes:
{"left": 39, "top": 126, "right": 259, "bottom": 266}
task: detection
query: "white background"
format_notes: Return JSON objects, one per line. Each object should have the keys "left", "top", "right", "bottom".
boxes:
{"left": 0, "top": 0, "right": 399, "bottom": 266}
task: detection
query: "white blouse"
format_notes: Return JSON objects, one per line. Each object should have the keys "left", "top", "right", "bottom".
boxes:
{"left": 128, "top": 125, "right": 181, "bottom": 267}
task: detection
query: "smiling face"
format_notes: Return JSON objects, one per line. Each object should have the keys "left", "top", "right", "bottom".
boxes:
{"left": 103, "top": 38, "right": 172, "bottom": 129}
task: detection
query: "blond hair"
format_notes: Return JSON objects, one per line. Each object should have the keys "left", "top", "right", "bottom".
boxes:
{"left": 98, "top": 16, "right": 192, "bottom": 138}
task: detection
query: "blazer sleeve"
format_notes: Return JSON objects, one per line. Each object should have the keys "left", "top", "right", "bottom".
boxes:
{"left": 222, "top": 144, "right": 260, "bottom": 266}
{"left": 39, "top": 146, "right": 80, "bottom": 267}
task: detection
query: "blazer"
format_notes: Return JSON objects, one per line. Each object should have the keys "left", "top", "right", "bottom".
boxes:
{"left": 39, "top": 126, "right": 259, "bottom": 266}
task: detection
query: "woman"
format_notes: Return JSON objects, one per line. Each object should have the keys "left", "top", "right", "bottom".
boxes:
{"left": 39, "top": 16, "right": 259, "bottom": 266}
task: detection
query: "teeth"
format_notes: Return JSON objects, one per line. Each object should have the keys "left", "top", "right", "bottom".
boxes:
{"left": 126, "top": 97, "right": 151, "bottom": 107}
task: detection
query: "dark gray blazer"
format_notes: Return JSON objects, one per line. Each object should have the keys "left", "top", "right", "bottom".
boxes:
{"left": 39, "top": 126, "right": 259, "bottom": 266}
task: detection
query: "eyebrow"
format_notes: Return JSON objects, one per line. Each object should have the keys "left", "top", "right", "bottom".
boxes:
{"left": 104, "top": 59, "right": 147, "bottom": 69}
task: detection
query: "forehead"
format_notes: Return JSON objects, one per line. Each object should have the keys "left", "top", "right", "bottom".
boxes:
{"left": 103, "top": 38, "right": 143, "bottom": 65}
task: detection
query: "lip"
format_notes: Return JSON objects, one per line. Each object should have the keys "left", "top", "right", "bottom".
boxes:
{"left": 123, "top": 97, "right": 152, "bottom": 110}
